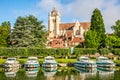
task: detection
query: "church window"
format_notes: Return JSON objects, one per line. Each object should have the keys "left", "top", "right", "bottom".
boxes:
{"left": 76, "top": 30, "right": 80, "bottom": 35}
{"left": 53, "top": 19, "right": 56, "bottom": 23}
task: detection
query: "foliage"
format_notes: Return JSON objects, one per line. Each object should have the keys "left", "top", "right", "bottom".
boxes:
{"left": 90, "top": 8, "right": 106, "bottom": 48}
{"left": 111, "top": 48, "right": 120, "bottom": 55}
{"left": 90, "top": 8, "right": 105, "bottom": 33}
{"left": 0, "top": 21, "right": 11, "bottom": 47}
{"left": 99, "top": 48, "right": 110, "bottom": 55}
{"left": 85, "top": 30, "right": 100, "bottom": 48}
{"left": 9, "top": 15, "right": 47, "bottom": 47}
{"left": 106, "top": 36, "right": 120, "bottom": 48}
{"left": 83, "top": 48, "right": 97, "bottom": 55}
{"left": 111, "top": 19, "right": 120, "bottom": 37}
{"left": 74, "top": 48, "right": 84, "bottom": 56}
{"left": 0, "top": 48, "right": 97, "bottom": 57}
{"left": 0, "top": 59, "right": 6, "bottom": 64}
{"left": 56, "top": 59, "right": 76, "bottom": 63}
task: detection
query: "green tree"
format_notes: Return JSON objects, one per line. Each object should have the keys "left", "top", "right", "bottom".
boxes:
{"left": 0, "top": 21, "right": 11, "bottom": 47}
{"left": 111, "top": 20, "right": 120, "bottom": 37}
{"left": 84, "top": 30, "right": 100, "bottom": 48}
{"left": 9, "top": 15, "right": 47, "bottom": 47}
{"left": 106, "top": 35, "right": 120, "bottom": 48}
{"left": 90, "top": 8, "right": 106, "bottom": 48}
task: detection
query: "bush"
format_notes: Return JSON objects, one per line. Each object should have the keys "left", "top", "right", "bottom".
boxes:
{"left": 111, "top": 49, "right": 120, "bottom": 55}
{"left": 0, "top": 48, "right": 103, "bottom": 58}
{"left": 83, "top": 48, "right": 97, "bottom": 55}
{"left": 99, "top": 48, "right": 110, "bottom": 55}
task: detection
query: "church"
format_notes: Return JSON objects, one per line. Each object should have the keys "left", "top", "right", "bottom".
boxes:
{"left": 47, "top": 7, "right": 91, "bottom": 48}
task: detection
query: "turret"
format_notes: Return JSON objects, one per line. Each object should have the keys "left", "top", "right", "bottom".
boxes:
{"left": 48, "top": 7, "right": 60, "bottom": 37}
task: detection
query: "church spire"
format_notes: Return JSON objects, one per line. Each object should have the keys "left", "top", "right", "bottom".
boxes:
{"left": 51, "top": 6, "right": 59, "bottom": 16}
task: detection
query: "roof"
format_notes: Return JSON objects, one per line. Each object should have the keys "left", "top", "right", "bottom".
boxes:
{"left": 52, "top": 38, "right": 63, "bottom": 41}
{"left": 80, "top": 56, "right": 89, "bottom": 59}
{"left": 80, "top": 22, "right": 91, "bottom": 29}
{"left": 59, "top": 22, "right": 91, "bottom": 30}
{"left": 45, "top": 56, "right": 54, "bottom": 59}
{"left": 72, "top": 37, "right": 84, "bottom": 43}
{"left": 28, "top": 57, "right": 38, "bottom": 59}
{"left": 66, "top": 31, "right": 73, "bottom": 37}
{"left": 98, "top": 56, "right": 108, "bottom": 59}
{"left": 60, "top": 23, "right": 75, "bottom": 30}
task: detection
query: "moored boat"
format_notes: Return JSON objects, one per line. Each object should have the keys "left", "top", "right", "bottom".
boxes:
{"left": 24, "top": 57, "right": 40, "bottom": 68}
{"left": 42, "top": 56, "right": 57, "bottom": 68}
{"left": 96, "top": 56, "right": 115, "bottom": 68}
{"left": 4, "top": 58, "right": 20, "bottom": 68}
{"left": 74, "top": 56, "right": 96, "bottom": 68}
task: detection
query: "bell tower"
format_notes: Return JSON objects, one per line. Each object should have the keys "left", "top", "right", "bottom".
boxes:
{"left": 48, "top": 7, "right": 60, "bottom": 37}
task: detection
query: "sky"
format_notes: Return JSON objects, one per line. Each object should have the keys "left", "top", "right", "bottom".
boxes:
{"left": 0, "top": 0, "right": 120, "bottom": 33}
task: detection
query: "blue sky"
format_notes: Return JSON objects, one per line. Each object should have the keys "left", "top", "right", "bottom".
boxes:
{"left": 0, "top": 0, "right": 120, "bottom": 33}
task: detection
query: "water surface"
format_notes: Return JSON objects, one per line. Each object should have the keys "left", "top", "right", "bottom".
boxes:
{"left": 0, "top": 67, "right": 120, "bottom": 80}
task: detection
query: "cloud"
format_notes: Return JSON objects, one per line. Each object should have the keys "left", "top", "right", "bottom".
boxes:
{"left": 37, "top": 0, "right": 120, "bottom": 33}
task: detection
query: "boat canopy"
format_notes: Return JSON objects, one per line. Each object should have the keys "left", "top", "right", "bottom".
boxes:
{"left": 7, "top": 58, "right": 17, "bottom": 61}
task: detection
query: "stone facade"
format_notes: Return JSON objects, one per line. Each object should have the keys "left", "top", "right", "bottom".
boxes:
{"left": 47, "top": 7, "right": 91, "bottom": 48}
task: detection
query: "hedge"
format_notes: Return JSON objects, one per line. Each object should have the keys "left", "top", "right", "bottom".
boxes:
{"left": 99, "top": 48, "right": 110, "bottom": 55}
{"left": 0, "top": 48, "right": 98, "bottom": 58}
{"left": 111, "top": 48, "right": 120, "bottom": 55}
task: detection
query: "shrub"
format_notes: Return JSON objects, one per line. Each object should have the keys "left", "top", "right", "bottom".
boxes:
{"left": 99, "top": 48, "right": 110, "bottom": 55}
{"left": 111, "top": 49, "right": 120, "bottom": 55}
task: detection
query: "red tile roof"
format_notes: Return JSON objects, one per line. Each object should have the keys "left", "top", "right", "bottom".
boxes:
{"left": 59, "top": 22, "right": 90, "bottom": 30}
{"left": 72, "top": 37, "right": 84, "bottom": 43}
{"left": 80, "top": 22, "right": 91, "bottom": 29}
{"left": 59, "top": 23, "right": 75, "bottom": 30}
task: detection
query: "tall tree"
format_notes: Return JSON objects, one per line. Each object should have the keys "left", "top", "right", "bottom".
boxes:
{"left": 9, "top": 15, "right": 47, "bottom": 47}
{"left": 0, "top": 21, "right": 11, "bottom": 47}
{"left": 111, "top": 20, "right": 120, "bottom": 37}
{"left": 90, "top": 8, "right": 106, "bottom": 48}
{"left": 90, "top": 8, "right": 105, "bottom": 33}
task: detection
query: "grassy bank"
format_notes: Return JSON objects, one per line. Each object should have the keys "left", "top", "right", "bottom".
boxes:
{"left": 0, "top": 58, "right": 77, "bottom": 64}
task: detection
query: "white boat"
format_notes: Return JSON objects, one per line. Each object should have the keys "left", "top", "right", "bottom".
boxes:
{"left": 24, "top": 57, "right": 40, "bottom": 68}
{"left": 42, "top": 56, "right": 57, "bottom": 68}
{"left": 74, "top": 56, "right": 96, "bottom": 68}
{"left": 4, "top": 58, "right": 20, "bottom": 68}
{"left": 96, "top": 56, "right": 115, "bottom": 68}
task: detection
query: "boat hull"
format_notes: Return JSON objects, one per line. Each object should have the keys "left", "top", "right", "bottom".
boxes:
{"left": 96, "top": 63, "right": 114, "bottom": 68}
{"left": 24, "top": 63, "right": 40, "bottom": 68}
{"left": 74, "top": 62, "right": 96, "bottom": 68}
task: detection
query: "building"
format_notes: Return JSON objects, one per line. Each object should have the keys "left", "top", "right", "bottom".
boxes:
{"left": 47, "top": 7, "right": 91, "bottom": 48}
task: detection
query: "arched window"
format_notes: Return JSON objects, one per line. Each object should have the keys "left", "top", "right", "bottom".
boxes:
{"left": 76, "top": 30, "right": 80, "bottom": 35}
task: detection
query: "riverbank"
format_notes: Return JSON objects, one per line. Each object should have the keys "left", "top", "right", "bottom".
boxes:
{"left": 0, "top": 58, "right": 120, "bottom": 67}
{"left": 0, "top": 58, "right": 77, "bottom": 64}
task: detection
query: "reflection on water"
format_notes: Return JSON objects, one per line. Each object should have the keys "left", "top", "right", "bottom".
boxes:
{"left": 97, "top": 67, "right": 114, "bottom": 80}
{"left": 0, "top": 67, "right": 119, "bottom": 80}
{"left": 75, "top": 67, "right": 97, "bottom": 80}
{"left": 75, "top": 66, "right": 97, "bottom": 73}
{"left": 43, "top": 67, "right": 57, "bottom": 76}
{"left": 4, "top": 67, "right": 19, "bottom": 77}
{"left": 25, "top": 67, "right": 39, "bottom": 77}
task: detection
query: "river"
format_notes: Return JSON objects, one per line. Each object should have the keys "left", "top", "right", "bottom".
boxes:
{"left": 0, "top": 67, "right": 120, "bottom": 80}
